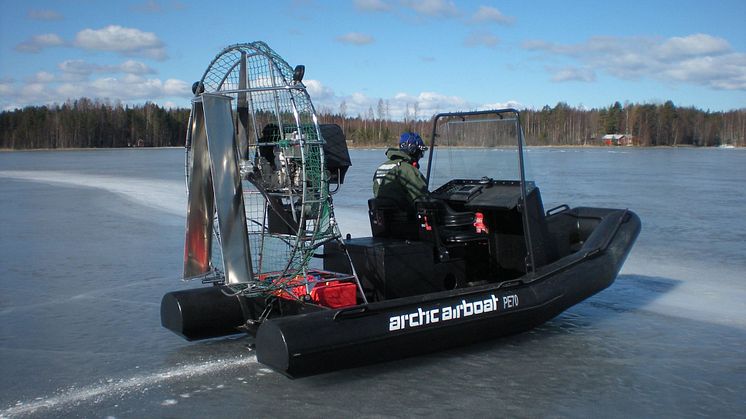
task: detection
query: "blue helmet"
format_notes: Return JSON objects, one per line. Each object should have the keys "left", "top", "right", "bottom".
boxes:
{"left": 399, "top": 132, "right": 428, "bottom": 159}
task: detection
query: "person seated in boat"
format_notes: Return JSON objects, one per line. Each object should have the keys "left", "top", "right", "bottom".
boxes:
{"left": 372, "top": 132, "right": 429, "bottom": 217}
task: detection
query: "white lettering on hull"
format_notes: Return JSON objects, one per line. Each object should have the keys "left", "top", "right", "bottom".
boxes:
{"left": 388, "top": 293, "right": 520, "bottom": 331}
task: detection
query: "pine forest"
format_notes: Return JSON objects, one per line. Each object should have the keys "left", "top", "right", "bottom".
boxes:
{"left": 1, "top": 98, "right": 744, "bottom": 150}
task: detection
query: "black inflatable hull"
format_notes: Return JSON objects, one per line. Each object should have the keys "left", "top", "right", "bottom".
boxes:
{"left": 255, "top": 208, "right": 640, "bottom": 377}
{"left": 161, "top": 286, "right": 247, "bottom": 341}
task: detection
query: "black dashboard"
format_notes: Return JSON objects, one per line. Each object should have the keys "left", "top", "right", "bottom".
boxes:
{"left": 430, "top": 179, "right": 536, "bottom": 210}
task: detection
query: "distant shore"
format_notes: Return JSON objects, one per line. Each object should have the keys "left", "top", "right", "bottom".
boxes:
{"left": 1, "top": 144, "right": 741, "bottom": 153}
{"left": 2, "top": 100, "right": 745, "bottom": 150}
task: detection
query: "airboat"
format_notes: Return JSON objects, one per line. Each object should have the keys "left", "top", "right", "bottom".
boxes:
{"left": 160, "top": 42, "right": 641, "bottom": 378}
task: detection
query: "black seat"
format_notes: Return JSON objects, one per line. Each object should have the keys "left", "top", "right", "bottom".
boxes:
{"left": 416, "top": 198, "right": 488, "bottom": 261}
{"left": 368, "top": 197, "right": 419, "bottom": 240}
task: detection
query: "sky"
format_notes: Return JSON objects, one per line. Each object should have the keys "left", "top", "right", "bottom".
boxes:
{"left": 0, "top": 0, "right": 744, "bottom": 118}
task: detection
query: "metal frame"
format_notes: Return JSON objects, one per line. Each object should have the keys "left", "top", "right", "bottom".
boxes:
{"left": 425, "top": 109, "right": 537, "bottom": 272}
{"left": 182, "top": 42, "right": 365, "bottom": 302}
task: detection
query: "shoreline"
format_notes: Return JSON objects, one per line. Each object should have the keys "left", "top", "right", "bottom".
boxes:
{"left": 0, "top": 146, "right": 183, "bottom": 152}
{"left": 2, "top": 144, "right": 741, "bottom": 152}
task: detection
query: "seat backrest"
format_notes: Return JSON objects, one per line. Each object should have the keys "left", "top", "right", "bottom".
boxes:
{"left": 416, "top": 198, "right": 488, "bottom": 246}
{"left": 368, "top": 197, "right": 419, "bottom": 239}
{"left": 416, "top": 198, "right": 475, "bottom": 228}
{"left": 437, "top": 201, "right": 475, "bottom": 227}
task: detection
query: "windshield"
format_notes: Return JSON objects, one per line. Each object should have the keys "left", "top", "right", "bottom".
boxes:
{"left": 422, "top": 110, "right": 530, "bottom": 191}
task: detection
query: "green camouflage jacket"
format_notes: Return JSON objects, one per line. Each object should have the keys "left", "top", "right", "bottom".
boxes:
{"left": 372, "top": 148, "right": 428, "bottom": 215}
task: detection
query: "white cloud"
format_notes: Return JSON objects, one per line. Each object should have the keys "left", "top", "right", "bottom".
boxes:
{"left": 57, "top": 59, "right": 155, "bottom": 79}
{"left": 403, "top": 0, "right": 460, "bottom": 17}
{"left": 20, "top": 83, "right": 55, "bottom": 102}
{"left": 336, "top": 32, "right": 375, "bottom": 45}
{"left": 479, "top": 100, "right": 523, "bottom": 110}
{"left": 354, "top": 0, "right": 391, "bottom": 12}
{"left": 31, "top": 72, "right": 56, "bottom": 83}
{"left": 550, "top": 67, "right": 597, "bottom": 83}
{"left": 120, "top": 74, "right": 145, "bottom": 84}
{"left": 28, "top": 9, "right": 63, "bottom": 21}
{"left": 523, "top": 33, "right": 746, "bottom": 90}
{"left": 59, "top": 59, "right": 96, "bottom": 75}
{"left": 374, "top": 91, "right": 519, "bottom": 119}
{"left": 411, "top": 91, "right": 469, "bottom": 114}
{"left": 15, "top": 33, "right": 65, "bottom": 53}
{"left": 163, "top": 79, "right": 189, "bottom": 95}
{"left": 464, "top": 31, "right": 499, "bottom": 48}
{"left": 347, "top": 93, "right": 373, "bottom": 115}
{"left": 1, "top": 71, "right": 520, "bottom": 119}
{"left": 1, "top": 75, "right": 191, "bottom": 110}
{"left": 74, "top": 25, "right": 167, "bottom": 60}
{"left": 243, "top": 75, "right": 287, "bottom": 89}
{"left": 303, "top": 81, "right": 476, "bottom": 120}
{"left": 304, "top": 79, "right": 335, "bottom": 101}
{"left": 322, "top": 90, "right": 473, "bottom": 119}
{"left": 116, "top": 60, "right": 156, "bottom": 75}
{"left": 471, "top": 6, "right": 513, "bottom": 25}
{"left": 82, "top": 76, "right": 189, "bottom": 101}
{"left": 655, "top": 33, "right": 730, "bottom": 60}
{"left": 55, "top": 83, "right": 79, "bottom": 99}
{"left": 0, "top": 80, "right": 15, "bottom": 96}
{"left": 15, "top": 27, "right": 168, "bottom": 60}
{"left": 665, "top": 54, "right": 746, "bottom": 90}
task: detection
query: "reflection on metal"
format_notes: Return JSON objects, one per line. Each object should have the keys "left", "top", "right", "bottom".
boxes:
{"left": 183, "top": 102, "right": 214, "bottom": 278}
{"left": 184, "top": 94, "right": 253, "bottom": 285}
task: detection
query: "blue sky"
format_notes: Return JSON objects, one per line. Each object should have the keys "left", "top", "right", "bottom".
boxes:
{"left": 0, "top": 0, "right": 744, "bottom": 117}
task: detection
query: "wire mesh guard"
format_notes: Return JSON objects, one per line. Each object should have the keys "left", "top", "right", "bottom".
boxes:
{"left": 185, "top": 42, "right": 351, "bottom": 299}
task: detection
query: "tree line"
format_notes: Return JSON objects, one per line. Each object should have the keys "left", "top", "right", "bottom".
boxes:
{"left": 331, "top": 100, "right": 745, "bottom": 147}
{"left": 0, "top": 98, "right": 190, "bottom": 149}
{"left": 1, "top": 98, "right": 743, "bottom": 150}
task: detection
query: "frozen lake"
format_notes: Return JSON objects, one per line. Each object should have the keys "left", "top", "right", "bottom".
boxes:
{"left": 1, "top": 147, "right": 744, "bottom": 418}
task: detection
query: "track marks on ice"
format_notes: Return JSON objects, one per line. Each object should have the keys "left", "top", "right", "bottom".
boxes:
{"left": 0, "top": 170, "right": 184, "bottom": 217}
{"left": 0, "top": 355, "right": 257, "bottom": 418}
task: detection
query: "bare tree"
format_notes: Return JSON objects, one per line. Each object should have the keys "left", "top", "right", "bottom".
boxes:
{"left": 339, "top": 100, "right": 347, "bottom": 132}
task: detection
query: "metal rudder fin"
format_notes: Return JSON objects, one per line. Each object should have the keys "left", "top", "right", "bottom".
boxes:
{"left": 184, "top": 93, "right": 254, "bottom": 285}
{"left": 183, "top": 97, "right": 214, "bottom": 279}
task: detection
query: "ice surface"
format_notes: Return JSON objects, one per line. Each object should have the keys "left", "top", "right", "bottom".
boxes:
{"left": 1, "top": 356, "right": 256, "bottom": 417}
{"left": 1, "top": 148, "right": 744, "bottom": 418}
{"left": 0, "top": 170, "right": 185, "bottom": 219}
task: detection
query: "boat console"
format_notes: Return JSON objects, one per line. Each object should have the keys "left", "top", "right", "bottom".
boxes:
{"left": 430, "top": 179, "right": 532, "bottom": 210}
{"left": 428, "top": 178, "right": 557, "bottom": 272}
{"left": 326, "top": 177, "right": 558, "bottom": 301}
